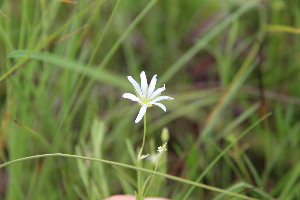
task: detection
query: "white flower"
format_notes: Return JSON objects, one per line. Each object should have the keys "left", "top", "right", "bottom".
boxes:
{"left": 157, "top": 145, "right": 167, "bottom": 153}
{"left": 122, "top": 71, "right": 174, "bottom": 123}
{"left": 148, "top": 143, "right": 168, "bottom": 164}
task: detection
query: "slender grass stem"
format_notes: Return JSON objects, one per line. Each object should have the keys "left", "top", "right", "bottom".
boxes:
{"left": 0, "top": 153, "right": 257, "bottom": 200}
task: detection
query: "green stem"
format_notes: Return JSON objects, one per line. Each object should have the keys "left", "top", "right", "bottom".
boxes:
{"left": 0, "top": 153, "right": 257, "bottom": 200}
{"left": 139, "top": 114, "right": 147, "bottom": 158}
{"left": 137, "top": 161, "right": 142, "bottom": 200}
{"left": 137, "top": 114, "right": 147, "bottom": 200}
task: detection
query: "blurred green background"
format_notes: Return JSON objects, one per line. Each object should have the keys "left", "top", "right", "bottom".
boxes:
{"left": 0, "top": 0, "right": 300, "bottom": 199}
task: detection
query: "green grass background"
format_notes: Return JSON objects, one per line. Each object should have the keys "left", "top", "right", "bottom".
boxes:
{"left": 0, "top": 0, "right": 300, "bottom": 199}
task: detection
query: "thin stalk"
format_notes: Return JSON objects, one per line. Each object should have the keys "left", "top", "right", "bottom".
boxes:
{"left": 139, "top": 114, "right": 147, "bottom": 158}
{"left": 137, "top": 114, "right": 147, "bottom": 200}
{"left": 0, "top": 153, "right": 258, "bottom": 200}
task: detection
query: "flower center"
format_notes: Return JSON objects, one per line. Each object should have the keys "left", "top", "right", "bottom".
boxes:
{"left": 136, "top": 95, "right": 152, "bottom": 107}
{"left": 135, "top": 91, "right": 153, "bottom": 107}
{"left": 141, "top": 98, "right": 152, "bottom": 107}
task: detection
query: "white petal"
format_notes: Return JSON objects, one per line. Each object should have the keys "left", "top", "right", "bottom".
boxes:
{"left": 157, "top": 144, "right": 167, "bottom": 152}
{"left": 135, "top": 105, "right": 147, "bottom": 123}
{"left": 140, "top": 71, "right": 148, "bottom": 98}
{"left": 149, "top": 84, "right": 165, "bottom": 99}
{"left": 127, "top": 76, "right": 143, "bottom": 97}
{"left": 122, "top": 93, "right": 140, "bottom": 101}
{"left": 157, "top": 146, "right": 163, "bottom": 152}
{"left": 151, "top": 95, "right": 174, "bottom": 103}
{"left": 147, "top": 74, "right": 157, "bottom": 98}
{"left": 152, "top": 102, "right": 166, "bottom": 112}
{"left": 139, "top": 154, "right": 149, "bottom": 160}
